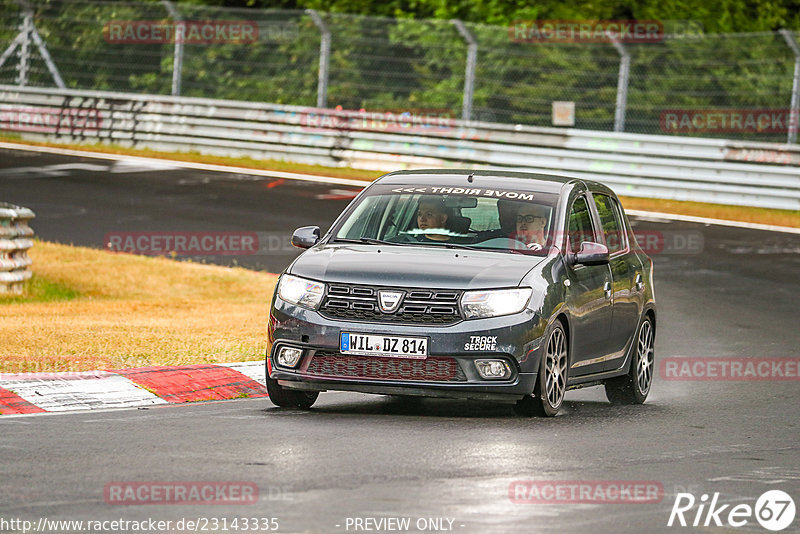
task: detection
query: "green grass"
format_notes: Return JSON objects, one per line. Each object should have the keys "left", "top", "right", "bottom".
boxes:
{"left": 1, "top": 275, "right": 81, "bottom": 304}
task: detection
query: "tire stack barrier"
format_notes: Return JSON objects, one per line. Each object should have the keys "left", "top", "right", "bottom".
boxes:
{"left": 0, "top": 203, "right": 35, "bottom": 294}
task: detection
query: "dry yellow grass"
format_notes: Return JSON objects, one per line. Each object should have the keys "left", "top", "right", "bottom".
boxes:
{"left": 619, "top": 196, "right": 800, "bottom": 228}
{"left": 0, "top": 241, "right": 277, "bottom": 373}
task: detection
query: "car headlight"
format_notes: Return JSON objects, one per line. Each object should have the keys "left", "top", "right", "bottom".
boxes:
{"left": 277, "top": 274, "right": 325, "bottom": 310}
{"left": 461, "top": 288, "right": 532, "bottom": 319}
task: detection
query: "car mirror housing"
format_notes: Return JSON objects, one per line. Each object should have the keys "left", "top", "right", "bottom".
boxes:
{"left": 291, "top": 226, "right": 320, "bottom": 249}
{"left": 572, "top": 241, "right": 610, "bottom": 265}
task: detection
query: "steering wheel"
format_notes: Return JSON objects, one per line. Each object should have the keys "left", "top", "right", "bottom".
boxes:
{"left": 493, "top": 236, "right": 543, "bottom": 251}
{"left": 387, "top": 233, "right": 416, "bottom": 243}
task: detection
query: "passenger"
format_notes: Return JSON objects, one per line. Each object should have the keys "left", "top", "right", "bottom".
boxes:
{"left": 416, "top": 197, "right": 451, "bottom": 241}
{"left": 514, "top": 203, "right": 548, "bottom": 249}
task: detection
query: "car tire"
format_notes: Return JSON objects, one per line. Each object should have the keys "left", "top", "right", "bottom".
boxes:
{"left": 514, "top": 320, "right": 569, "bottom": 417}
{"left": 266, "top": 376, "right": 319, "bottom": 409}
{"left": 294, "top": 390, "right": 319, "bottom": 409}
{"left": 605, "top": 315, "right": 654, "bottom": 405}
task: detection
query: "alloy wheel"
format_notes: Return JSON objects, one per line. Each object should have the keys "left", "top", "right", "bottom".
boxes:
{"left": 545, "top": 325, "right": 568, "bottom": 409}
{"left": 636, "top": 319, "right": 654, "bottom": 395}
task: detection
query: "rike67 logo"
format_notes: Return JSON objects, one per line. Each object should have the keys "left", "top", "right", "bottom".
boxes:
{"left": 668, "top": 490, "right": 796, "bottom": 531}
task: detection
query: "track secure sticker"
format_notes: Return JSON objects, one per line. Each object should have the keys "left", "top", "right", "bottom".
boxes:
{"left": 464, "top": 336, "right": 498, "bottom": 351}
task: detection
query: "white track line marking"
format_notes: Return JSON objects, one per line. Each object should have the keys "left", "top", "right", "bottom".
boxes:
{"left": 0, "top": 141, "right": 367, "bottom": 187}
{"left": 1, "top": 372, "right": 166, "bottom": 412}
{"left": 221, "top": 361, "right": 266, "bottom": 386}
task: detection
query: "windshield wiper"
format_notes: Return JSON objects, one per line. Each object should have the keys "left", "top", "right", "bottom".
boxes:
{"left": 440, "top": 242, "right": 482, "bottom": 251}
{"left": 334, "top": 237, "right": 480, "bottom": 250}
{"left": 332, "top": 237, "right": 411, "bottom": 246}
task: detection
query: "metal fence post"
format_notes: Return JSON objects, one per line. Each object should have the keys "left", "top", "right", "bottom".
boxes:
{"left": 307, "top": 10, "right": 330, "bottom": 108}
{"left": 779, "top": 29, "right": 800, "bottom": 145}
{"left": 611, "top": 38, "right": 630, "bottom": 132}
{"left": 16, "top": 8, "right": 32, "bottom": 86}
{"left": 28, "top": 21, "right": 65, "bottom": 88}
{"left": 451, "top": 19, "right": 477, "bottom": 122}
{"left": 2, "top": 1, "right": 65, "bottom": 88}
{"left": 161, "top": 0, "right": 183, "bottom": 96}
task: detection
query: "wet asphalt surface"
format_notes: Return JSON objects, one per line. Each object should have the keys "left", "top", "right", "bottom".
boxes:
{"left": 1, "top": 148, "right": 799, "bottom": 534}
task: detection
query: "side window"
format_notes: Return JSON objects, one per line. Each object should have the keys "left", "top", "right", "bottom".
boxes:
{"left": 567, "top": 196, "right": 595, "bottom": 254}
{"left": 593, "top": 194, "right": 626, "bottom": 253}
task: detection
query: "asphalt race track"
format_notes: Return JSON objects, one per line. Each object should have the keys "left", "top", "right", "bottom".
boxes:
{"left": 1, "top": 147, "right": 799, "bottom": 534}
{"left": 0, "top": 149, "right": 358, "bottom": 272}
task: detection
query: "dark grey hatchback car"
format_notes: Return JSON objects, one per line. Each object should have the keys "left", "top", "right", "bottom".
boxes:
{"left": 266, "top": 170, "right": 656, "bottom": 416}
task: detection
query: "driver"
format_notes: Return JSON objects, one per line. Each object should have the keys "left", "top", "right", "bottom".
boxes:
{"left": 416, "top": 197, "right": 451, "bottom": 241}
{"left": 514, "top": 203, "right": 548, "bottom": 248}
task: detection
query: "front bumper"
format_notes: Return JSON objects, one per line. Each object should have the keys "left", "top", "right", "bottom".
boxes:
{"left": 267, "top": 298, "right": 548, "bottom": 401}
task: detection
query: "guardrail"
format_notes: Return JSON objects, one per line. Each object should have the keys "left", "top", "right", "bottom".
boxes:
{"left": 1, "top": 85, "right": 799, "bottom": 210}
{"left": 0, "top": 202, "right": 35, "bottom": 294}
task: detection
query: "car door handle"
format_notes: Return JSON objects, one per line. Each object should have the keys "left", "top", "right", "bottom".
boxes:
{"left": 603, "top": 281, "right": 612, "bottom": 299}
{"left": 635, "top": 273, "right": 645, "bottom": 291}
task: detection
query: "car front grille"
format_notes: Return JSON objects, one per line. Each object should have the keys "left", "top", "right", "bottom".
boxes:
{"left": 319, "top": 283, "right": 462, "bottom": 325}
{"left": 307, "top": 351, "right": 467, "bottom": 382}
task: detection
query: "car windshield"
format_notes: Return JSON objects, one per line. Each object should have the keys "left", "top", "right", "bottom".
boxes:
{"left": 332, "top": 185, "right": 559, "bottom": 255}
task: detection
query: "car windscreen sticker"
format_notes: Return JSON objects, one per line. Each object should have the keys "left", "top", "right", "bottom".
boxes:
{"left": 390, "top": 186, "right": 535, "bottom": 200}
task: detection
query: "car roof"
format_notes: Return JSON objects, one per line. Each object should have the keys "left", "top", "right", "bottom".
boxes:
{"left": 376, "top": 169, "right": 575, "bottom": 194}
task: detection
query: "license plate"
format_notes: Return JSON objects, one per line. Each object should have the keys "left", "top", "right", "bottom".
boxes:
{"left": 340, "top": 333, "right": 428, "bottom": 359}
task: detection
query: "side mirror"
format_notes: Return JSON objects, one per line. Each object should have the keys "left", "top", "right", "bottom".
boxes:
{"left": 291, "top": 226, "right": 320, "bottom": 249}
{"left": 571, "top": 241, "right": 609, "bottom": 266}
